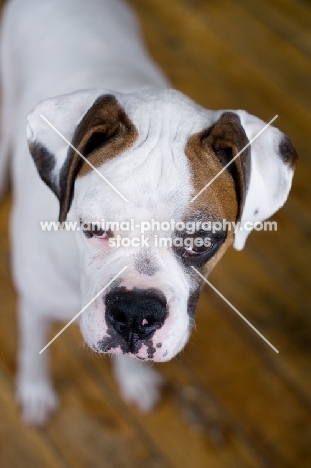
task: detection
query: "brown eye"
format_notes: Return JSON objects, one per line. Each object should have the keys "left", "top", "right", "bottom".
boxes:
{"left": 90, "top": 228, "right": 106, "bottom": 237}
{"left": 192, "top": 243, "right": 212, "bottom": 254}
{"left": 83, "top": 227, "right": 107, "bottom": 238}
{"left": 185, "top": 237, "right": 212, "bottom": 255}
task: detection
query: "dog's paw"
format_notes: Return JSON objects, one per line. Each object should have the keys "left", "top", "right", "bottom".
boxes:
{"left": 17, "top": 381, "right": 59, "bottom": 426}
{"left": 113, "top": 356, "right": 163, "bottom": 412}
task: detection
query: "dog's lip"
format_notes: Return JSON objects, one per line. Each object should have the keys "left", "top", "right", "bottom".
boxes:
{"left": 127, "top": 350, "right": 171, "bottom": 362}
{"left": 128, "top": 353, "right": 146, "bottom": 360}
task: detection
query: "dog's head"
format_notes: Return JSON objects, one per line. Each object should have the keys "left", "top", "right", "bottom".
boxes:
{"left": 27, "top": 89, "right": 297, "bottom": 361}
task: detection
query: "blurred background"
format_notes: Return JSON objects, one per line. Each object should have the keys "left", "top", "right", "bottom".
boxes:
{"left": 0, "top": 0, "right": 311, "bottom": 466}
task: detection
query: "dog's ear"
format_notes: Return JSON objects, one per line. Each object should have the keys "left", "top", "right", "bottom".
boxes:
{"left": 27, "top": 90, "right": 137, "bottom": 221}
{"left": 204, "top": 111, "right": 297, "bottom": 250}
{"left": 233, "top": 110, "right": 297, "bottom": 250}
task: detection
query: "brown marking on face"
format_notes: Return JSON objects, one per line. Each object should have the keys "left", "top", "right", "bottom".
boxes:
{"left": 185, "top": 112, "right": 251, "bottom": 271}
{"left": 58, "top": 94, "right": 138, "bottom": 222}
{"left": 202, "top": 229, "right": 234, "bottom": 277}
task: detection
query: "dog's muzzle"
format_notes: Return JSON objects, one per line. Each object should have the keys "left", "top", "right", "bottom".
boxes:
{"left": 105, "top": 288, "right": 167, "bottom": 347}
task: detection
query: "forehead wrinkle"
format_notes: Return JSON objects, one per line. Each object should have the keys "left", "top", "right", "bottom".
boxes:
{"left": 131, "top": 101, "right": 167, "bottom": 144}
{"left": 130, "top": 93, "right": 199, "bottom": 147}
{"left": 121, "top": 137, "right": 187, "bottom": 195}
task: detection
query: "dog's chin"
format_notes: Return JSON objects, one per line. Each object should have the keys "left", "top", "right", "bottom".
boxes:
{"left": 84, "top": 328, "right": 190, "bottom": 363}
{"left": 94, "top": 348, "right": 181, "bottom": 363}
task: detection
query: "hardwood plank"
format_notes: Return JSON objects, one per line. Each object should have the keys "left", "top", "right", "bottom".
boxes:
{"left": 0, "top": 367, "right": 68, "bottom": 468}
{"left": 129, "top": 0, "right": 311, "bottom": 137}
{"left": 237, "top": 0, "right": 311, "bottom": 58}
{"left": 184, "top": 293, "right": 311, "bottom": 467}
{"left": 62, "top": 328, "right": 264, "bottom": 468}
{"left": 209, "top": 244, "right": 311, "bottom": 402}
{"left": 181, "top": 0, "right": 311, "bottom": 107}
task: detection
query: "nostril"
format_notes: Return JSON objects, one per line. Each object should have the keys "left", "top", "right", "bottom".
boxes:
{"left": 107, "top": 308, "right": 130, "bottom": 335}
{"left": 114, "top": 311, "right": 127, "bottom": 325}
{"left": 141, "top": 315, "right": 158, "bottom": 327}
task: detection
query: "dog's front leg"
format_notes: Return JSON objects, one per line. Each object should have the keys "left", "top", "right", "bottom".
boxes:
{"left": 112, "top": 354, "right": 163, "bottom": 412}
{"left": 16, "top": 300, "right": 58, "bottom": 426}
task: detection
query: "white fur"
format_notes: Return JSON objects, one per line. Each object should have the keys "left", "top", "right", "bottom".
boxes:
{"left": 112, "top": 355, "right": 163, "bottom": 412}
{"left": 233, "top": 110, "right": 294, "bottom": 250}
{"left": 0, "top": 0, "right": 294, "bottom": 424}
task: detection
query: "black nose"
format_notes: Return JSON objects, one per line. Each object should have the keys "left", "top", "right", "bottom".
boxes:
{"left": 105, "top": 288, "right": 167, "bottom": 342}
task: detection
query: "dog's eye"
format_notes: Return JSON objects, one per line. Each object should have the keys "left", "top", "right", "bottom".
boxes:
{"left": 190, "top": 244, "right": 213, "bottom": 254}
{"left": 84, "top": 228, "right": 107, "bottom": 239}
{"left": 184, "top": 239, "right": 213, "bottom": 256}
{"left": 178, "top": 232, "right": 226, "bottom": 267}
{"left": 91, "top": 229, "right": 107, "bottom": 238}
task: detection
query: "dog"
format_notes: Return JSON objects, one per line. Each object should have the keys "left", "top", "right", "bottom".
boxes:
{"left": 0, "top": 0, "right": 297, "bottom": 425}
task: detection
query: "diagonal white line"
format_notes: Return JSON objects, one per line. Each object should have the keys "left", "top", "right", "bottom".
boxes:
{"left": 40, "top": 114, "right": 129, "bottom": 203}
{"left": 190, "top": 115, "right": 278, "bottom": 203}
{"left": 191, "top": 266, "right": 279, "bottom": 353}
{"left": 39, "top": 266, "right": 128, "bottom": 354}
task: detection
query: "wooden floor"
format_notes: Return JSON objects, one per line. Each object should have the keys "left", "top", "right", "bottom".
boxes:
{"left": 1, "top": 0, "right": 311, "bottom": 466}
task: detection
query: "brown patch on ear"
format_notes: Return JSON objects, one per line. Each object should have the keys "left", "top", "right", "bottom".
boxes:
{"left": 278, "top": 135, "right": 298, "bottom": 169}
{"left": 58, "top": 94, "right": 138, "bottom": 222}
{"left": 185, "top": 112, "right": 250, "bottom": 224}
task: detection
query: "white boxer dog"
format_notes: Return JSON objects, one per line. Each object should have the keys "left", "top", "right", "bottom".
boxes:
{"left": 0, "top": 0, "right": 296, "bottom": 425}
